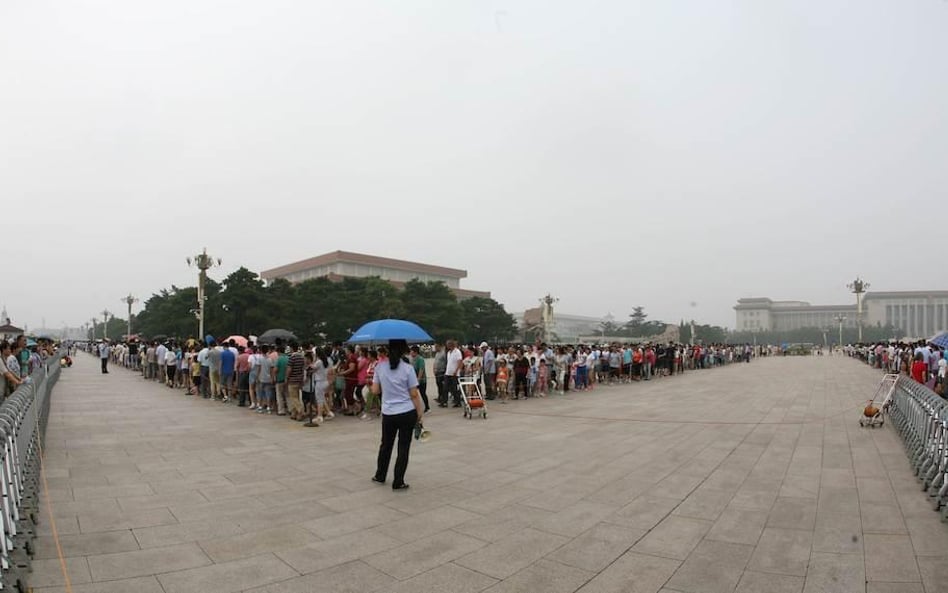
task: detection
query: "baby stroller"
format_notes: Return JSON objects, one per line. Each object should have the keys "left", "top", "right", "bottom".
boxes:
{"left": 458, "top": 372, "right": 487, "bottom": 419}
{"left": 860, "top": 374, "right": 899, "bottom": 428}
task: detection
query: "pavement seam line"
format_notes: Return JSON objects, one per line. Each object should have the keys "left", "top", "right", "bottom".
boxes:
{"left": 39, "top": 433, "right": 75, "bottom": 593}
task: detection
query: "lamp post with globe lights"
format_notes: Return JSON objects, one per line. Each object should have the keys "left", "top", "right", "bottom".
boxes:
{"left": 847, "top": 277, "right": 869, "bottom": 343}
{"left": 187, "top": 248, "right": 222, "bottom": 340}
{"left": 101, "top": 309, "right": 112, "bottom": 340}
{"left": 121, "top": 294, "right": 138, "bottom": 341}
{"left": 834, "top": 314, "right": 847, "bottom": 351}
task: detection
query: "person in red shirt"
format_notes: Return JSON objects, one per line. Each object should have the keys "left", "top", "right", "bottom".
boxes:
{"left": 339, "top": 346, "right": 359, "bottom": 415}
{"left": 911, "top": 353, "right": 928, "bottom": 384}
{"left": 236, "top": 346, "right": 252, "bottom": 407}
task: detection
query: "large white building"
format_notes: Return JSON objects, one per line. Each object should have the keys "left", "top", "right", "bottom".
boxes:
{"left": 864, "top": 291, "right": 948, "bottom": 339}
{"left": 260, "top": 250, "right": 490, "bottom": 299}
{"left": 735, "top": 291, "right": 948, "bottom": 337}
{"left": 734, "top": 298, "right": 857, "bottom": 332}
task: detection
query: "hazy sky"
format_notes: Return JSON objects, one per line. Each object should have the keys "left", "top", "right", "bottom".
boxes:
{"left": 2, "top": 0, "right": 945, "bottom": 331}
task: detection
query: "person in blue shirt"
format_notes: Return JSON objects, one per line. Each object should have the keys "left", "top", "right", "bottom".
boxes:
{"left": 371, "top": 339, "right": 424, "bottom": 491}
{"left": 220, "top": 345, "right": 236, "bottom": 402}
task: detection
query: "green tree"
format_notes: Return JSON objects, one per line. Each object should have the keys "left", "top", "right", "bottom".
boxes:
{"left": 598, "top": 320, "right": 620, "bottom": 336}
{"left": 216, "top": 267, "right": 267, "bottom": 337}
{"left": 292, "top": 277, "right": 340, "bottom": 342}
{"left": 679, "top": 321, "right": 728, "bottom": 344}
{"left": 131, "top": 274, "right": 520, "bottom": 347}
{"left": 628, "top": 306, "right": 647, "bottom": 328}
{"left": 459, "top": 297, "right": 518, "bottom": 343}
{"left": 400, "top": 279, "right": 464, "bottom": 342}
{"left": 135, "top": 285, "right": 206, "bottom": 340}
{"left": 262, "top": 278, "right": 298, "bottom": 332}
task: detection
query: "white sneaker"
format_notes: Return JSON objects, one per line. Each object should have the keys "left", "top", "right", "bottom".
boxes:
{"left": 360, "top": 413, "right": 368, "bottom": 420}
{"left": 315, "top": 415, "right": 324, "bottom": 425}
{"left": 326, "top": 411, "right": 335, "bottom": 420}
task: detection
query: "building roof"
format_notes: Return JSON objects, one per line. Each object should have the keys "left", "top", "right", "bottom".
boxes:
{"left": 735, "top": 302, "right": 855, "bottom": 312}
{"left": 770, "top": 304, "right": 856, "bottom": 313}
{"left": 261, "top": 250, "right": 468, "bottom": 281}
{"left": 864, "top": 291, "right": 948, "bottom": 299}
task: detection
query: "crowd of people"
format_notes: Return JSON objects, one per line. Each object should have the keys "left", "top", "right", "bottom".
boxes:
{"left": 847, "top": 340, "right": 947, "bottom": 393}
{"left": 0, "top": 336, "right": 60, "bottom": 398}
{"left": 431, "top": 341, "right": 759, "bottom": 405}
{"left": 92, "top": 336, "right": 761, "bottom": 416}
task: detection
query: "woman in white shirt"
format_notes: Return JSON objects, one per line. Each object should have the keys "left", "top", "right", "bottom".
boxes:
{"left": 371, "top": 339, "right": 424, "bottom": 490}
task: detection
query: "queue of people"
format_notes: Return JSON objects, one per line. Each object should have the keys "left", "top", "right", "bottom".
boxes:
{"left": 99, "top": 336, "right": 757, "bottom": 416}
{"left": 1, "top": 336, "right": 59, "bottom": 398}
{"left": 431, "top": 340, "right": 756, "bottom": 406}
{"left": 847, "top": 340, "right": 947, "bottom": 393}
{"left": 100, "top": 337, "right": 431, "bottom": 425}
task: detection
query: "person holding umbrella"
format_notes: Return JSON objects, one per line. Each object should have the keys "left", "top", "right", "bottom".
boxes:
{"left": 371, "top": 339, "right": 424, "bottom": 491}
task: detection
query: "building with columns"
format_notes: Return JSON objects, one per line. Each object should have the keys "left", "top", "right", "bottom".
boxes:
{"left": 735, "top": 291, "right": 948, "bottom": 338}
{"left": 864, "top": 291, "right": 948, "bottom": 339}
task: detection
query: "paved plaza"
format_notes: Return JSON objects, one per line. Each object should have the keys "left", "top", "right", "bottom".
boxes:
{"left": 30, "top": 355, "right": 948, "bottom": 593}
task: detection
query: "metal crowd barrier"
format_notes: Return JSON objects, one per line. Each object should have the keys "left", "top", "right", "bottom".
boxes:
{"left": 0, "top": 353, "right": 62, "bottom": 592}
{"left": 887, "top": 375, "right": 948, "bottom": 520}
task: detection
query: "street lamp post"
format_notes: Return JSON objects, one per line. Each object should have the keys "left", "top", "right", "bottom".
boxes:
{"left": 847, "top": 277, "right": 869, "bottom": 343}
{"left": 187, "top": 248, "right": 222, "bottom": 340}
{"left": 834, "top": 314, "right": 847, "bottom": 351}
{"left": 90, "top": 317, "right": 98, "bottom": 341}
{"left": 101, "top": 309, "right": 112, "bottom": 340}
{"left": 121, "top": 294, "right": 138, "bottom": 341}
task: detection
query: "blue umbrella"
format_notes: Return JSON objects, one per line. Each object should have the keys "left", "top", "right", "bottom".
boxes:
{"left": 347, "top": 319, "right": 434, "bottom": 345}
{"left": 930, "top": 331, "right": 948, "bottom": 349}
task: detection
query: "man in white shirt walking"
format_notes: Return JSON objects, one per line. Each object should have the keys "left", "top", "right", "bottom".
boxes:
{"left": 442, "top": 340, "right": 463, "bottom": 408}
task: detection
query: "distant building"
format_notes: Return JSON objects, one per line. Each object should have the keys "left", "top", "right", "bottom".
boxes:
{"left": 0, "top": 306, "right": 23, "bottom": 339}
{"left": 260, "top": 250, "right": 490, "bottom": 300}
{"left": 735, "top": 291, "right": 948, "bottom": 337}
{"left": 514, "top": 309, "right": 602, "bottom": 343}
{"left": 864, "top": 291, "right": 948, "bottom": 339}
{"left": 734, "top": 298, "right": 857, "bottom": 333}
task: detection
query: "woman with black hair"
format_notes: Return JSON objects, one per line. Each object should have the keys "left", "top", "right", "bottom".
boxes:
{"left": 371, "top": 339, "right": 424, "bottom": 490}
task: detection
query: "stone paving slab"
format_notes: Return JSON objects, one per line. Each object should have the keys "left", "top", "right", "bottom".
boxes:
{"left": 30, "top": 354, "right": 948, "bottom": 592}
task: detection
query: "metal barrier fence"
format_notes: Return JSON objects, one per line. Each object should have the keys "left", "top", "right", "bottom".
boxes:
{"left": 888, "top": 374, "right": 948, "bottom": 520}
{"left": 0, "top": 354, "right": 62, "bottom": 592}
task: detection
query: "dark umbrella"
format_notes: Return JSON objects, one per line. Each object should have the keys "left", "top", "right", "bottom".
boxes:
{"left": 258, "top": 329, "right": 298, "bottom": 344}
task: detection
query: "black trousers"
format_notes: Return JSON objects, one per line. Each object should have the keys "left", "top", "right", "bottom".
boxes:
{"left": 418, "top": 380, "right": 430, "bottom": 411}
{"left": 237, "top": 371, "right": 250, "bottom": 406}
{"left": 435, "top": 373, "right": 445, "bottom": 404}
{"left": 483, "top": 373, "right": 496, "bottom": 399}
{"left": 444, "top": 375, "right": 460, "bottom": 406}
{"left": 514, "top": 374, "right": 529, "bottom": 398}
{"left": 100, "top": 358, "right": 108, "bottom": 373}
{"left": 375, "top": 410, "right": 416, "bottom": 487}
